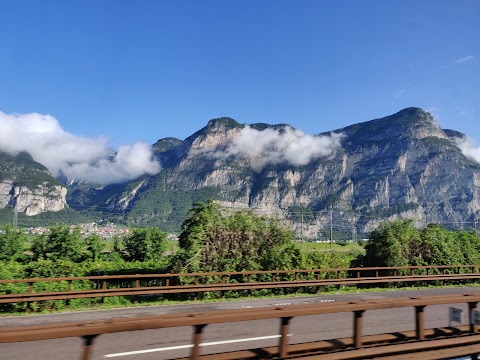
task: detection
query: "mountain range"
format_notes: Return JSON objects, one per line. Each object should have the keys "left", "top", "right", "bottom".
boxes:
{"left": 1, "top": 107, "right": 479, "bottom": 235}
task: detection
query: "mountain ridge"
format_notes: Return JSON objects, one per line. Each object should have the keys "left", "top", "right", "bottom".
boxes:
{"left": 89, "top": 106, "right": 479, "bottom": 233}
{"left": 0, "top": 107, "right": 478, "bottom": 235}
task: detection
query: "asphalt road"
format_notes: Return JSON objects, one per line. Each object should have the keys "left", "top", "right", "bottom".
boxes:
{"left": 1, "top": 286, "right": 479, "bottom": 360}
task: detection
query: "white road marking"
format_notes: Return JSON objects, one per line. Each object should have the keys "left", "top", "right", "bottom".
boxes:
{"left": 103, "top": 334, "right": 292, "bottom": 357}
{"left": 271, "top": 299, "right": 335, "bottom": 306}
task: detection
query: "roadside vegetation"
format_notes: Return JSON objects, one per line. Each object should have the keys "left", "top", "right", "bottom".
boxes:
{"left": 357, "top": 220, "right": 480, "bottom": 267}
{"left": 0, "top": 201, "right": 479, "bottom": 313}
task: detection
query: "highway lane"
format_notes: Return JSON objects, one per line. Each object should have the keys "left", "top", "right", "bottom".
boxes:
{"left": 1, "top": 286, "right": 479, "bottom": 360}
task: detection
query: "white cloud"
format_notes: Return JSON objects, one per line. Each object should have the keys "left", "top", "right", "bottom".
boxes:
{"left": 0, "top": 111, "right": 160, "bottom": 185}
{"left": 455, "top": 55, "right": 474, "bottom": 64}
{"left": 425, "top": 106, "right": 440, "bottom": 120}
{"left": 212, "top": 125, "right": 344, "bottom": 172}
{"left": 455, "top": 137, "right": 480, "bottom": 164}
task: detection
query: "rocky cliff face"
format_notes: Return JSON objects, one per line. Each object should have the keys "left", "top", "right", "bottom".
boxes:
{"left": 1, "top": 181, "right": 67, "bottom": 215}
{"left": 68, "top": 108, "right": 480, "bottom": 233}
{"left": 0, "top": 151, "right": 67, "bottom": 216}
{"left": 8, "top": 107, "right": 478, "bottom": 229}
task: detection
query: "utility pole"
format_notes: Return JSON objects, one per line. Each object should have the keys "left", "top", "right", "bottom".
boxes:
{"left": 475, "top": 220, "right": 478, "bottom": 238}
{"left": 352, "top": 215, "right": 356, "bottom": 242}
{"left": 330, "top": 209, "right": 333, "bottom": 252}
{"left": 13, "top": 209, "right": 18, "bottom": 228}
{"left": 300, "top": 213, "right": 304, "bottom": 249}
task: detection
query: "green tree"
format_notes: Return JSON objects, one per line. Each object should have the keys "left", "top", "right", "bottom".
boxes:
{"left": 0, "top": 224, "right": 26, "bottom": 261}
{"left": 31, "top": 224, "right": 84, "bottom": 262}
{"left": 363, "top": 220, "right": 420, "bottom": 267}
{"left": 361, "top": 220, "right": 480, "bottom": 268}
{"left": 172, "top": 201, "right": 301, "bottom": 273}
{"left": 85, "top": 234, "right": 103, "bottom": 261}
{"left": 419, "top": 224, "right": 462, "bottom": 265}
{"left": 123, "top": 227, "right": 167, "bottom": 262}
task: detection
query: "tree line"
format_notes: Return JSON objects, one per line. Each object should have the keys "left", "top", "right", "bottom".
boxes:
{"left": 0, "top": 201, "right": 358, "bottom": 311}
{"left": 2, "top": 201, "right": 478, "bottom": 312}
{"left": 358, "top": 220, "right": 480, "bottom": 267}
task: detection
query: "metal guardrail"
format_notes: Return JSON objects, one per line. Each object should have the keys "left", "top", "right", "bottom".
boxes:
{"left": 3, "top": 292, "right": 480, "bottom": 359}
{"left": 2, "top": 265, "right": 480, "bottom": 310}
{"left": 2, "top": 264, "right": 478, "bottom": 286}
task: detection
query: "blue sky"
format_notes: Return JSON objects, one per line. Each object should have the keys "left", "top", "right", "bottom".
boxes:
{"left": 1, "top": 0, "right": 479, "bottom": 146}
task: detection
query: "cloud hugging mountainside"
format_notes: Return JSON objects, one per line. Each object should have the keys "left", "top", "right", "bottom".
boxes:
{"left": 1, "top": 107, "right": 480, "bottom": 233}
{"left": 0, "top": 111, "right": 160, "bottom": 185}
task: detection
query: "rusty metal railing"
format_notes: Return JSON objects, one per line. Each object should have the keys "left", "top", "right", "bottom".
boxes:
{"left": 2, "top": 292, "right": 480, "bottom": 359}
{"left": 2, "top": 265, "right": 480, "bottom": 310}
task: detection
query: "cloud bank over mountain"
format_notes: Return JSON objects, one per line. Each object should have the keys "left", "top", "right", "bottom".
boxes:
{"left": 0, "top": 111, "right": 160, "bottom": 184}
{"left": 455, "top": 137, "right": 480, "bottom": 164}
{"left": 214, "top": 125, "right": 344, "bottom": 172}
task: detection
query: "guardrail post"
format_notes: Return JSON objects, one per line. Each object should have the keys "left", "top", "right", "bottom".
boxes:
{"left": 469, "top": 301, "right": 479, "bottom": 333}
{"left": 27, "top": 281, "right": 33, "bottom": 311}
{"left": 353, "top": 310, "right": 365, "bottom": 348}
{"left": 134, "top": 279, "right": 140, "bottom": 304}
{"left": 279, "top": 317, "right": 292, "bottom": 358}
{"left": 415, "top": 305, "right": 426, "bottom": 340}
{"left": 66, "top": 280, "right": 72, "bottom": 308}
{"left": 81, "top": 335, "right": 98, "bottom": 360}
{"left": 191, "top": 324, "right": 206, "bottom": 360}
{"left": 101, "top": 279, "right": 107, "bottom": 304}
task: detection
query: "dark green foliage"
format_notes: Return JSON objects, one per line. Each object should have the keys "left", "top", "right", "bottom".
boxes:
{"left": 0, "top": 151, "right": 62, "bottom": 188}
{"left": 31, "top": 224, "right": 83, "bottom": 262}
{"left": 207, "top": 117, "right": 241, "bottom": 128}
{"left": 363, "top": 220, "right": 416, "bottom": 267}
{"left": 0, "top": 224, "right": 26, "bottom": 261}
{"left": 172, "top": 201, "right": 301, "bottom": 273}
{"left": 357, "top": 239, "right": 366, "bottom": 247}
{"left": 123, "top": 227, "right": 167, "bottom": 262}
{"left": 85, "top": 234, "right": 103, "bottom": 261}
{"left": 152, "top": 137, "right": 183, "bottom": 153}
{"left": 360, "top": 220, "right": 480, "bottom": 267}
